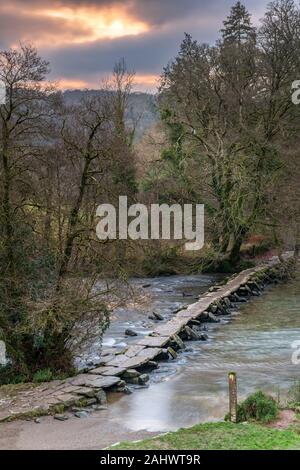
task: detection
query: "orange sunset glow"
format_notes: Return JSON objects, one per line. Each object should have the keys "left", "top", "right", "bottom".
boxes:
{"left": 2, "top": 4, "right": 149, "bottom": 46}
{"left": 0, "top": 0, "right": 269, "bottom": 91}
{"left": 57, "top": 73, "right": 158, "bottom": 91}
{"left": 0, "top": 1, "right": 157, "bottom": 90}
{"left": 35, "top": 6, "right": 149, "bottom": 43}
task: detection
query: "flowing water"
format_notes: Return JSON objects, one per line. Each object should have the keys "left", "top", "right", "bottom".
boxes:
{"left": 102, "top": 274, "right": 225, "bottom": 349}
{"left": 103, "top": 275, "right": 300, "bottom": 433}
{"left": 76, "top": 274, "right": 225, "bottom": 368}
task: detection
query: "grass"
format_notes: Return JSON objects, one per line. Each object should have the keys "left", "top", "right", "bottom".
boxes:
{"left": 0, "top": 382, "right": 38, "bottom": 399}
{"left": 110, "top": 422, "right": 300, "bottom": 450}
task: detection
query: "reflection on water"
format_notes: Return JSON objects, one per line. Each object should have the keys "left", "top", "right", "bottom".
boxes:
{"left": 106, "top": 277, "right": 300, "bottom": 433}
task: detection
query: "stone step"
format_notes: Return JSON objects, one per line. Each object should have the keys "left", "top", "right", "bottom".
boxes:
{"left": 106, "top": 347, "right": 162, "bottom": 369}
{"left": 137, "top": 336, "right": 170, "bottom": 348}
{"left": 69, "top": 374, "right": 121, "bottom": 389}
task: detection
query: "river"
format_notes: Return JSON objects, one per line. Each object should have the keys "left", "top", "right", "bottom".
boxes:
{"left": 1, "top": 273, "right": 300, "bottom": 449}
{"left": 105, "top": 273, "right": 300, "bottom": 432}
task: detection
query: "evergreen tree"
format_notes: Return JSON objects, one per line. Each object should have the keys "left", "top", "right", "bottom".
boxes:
{"left": 221, "top": 1, "right": 256, "bottom": 43}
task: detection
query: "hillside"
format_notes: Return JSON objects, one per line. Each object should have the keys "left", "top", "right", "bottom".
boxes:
{"left": 63, "top": 90, "right": 159, "bottom": 140}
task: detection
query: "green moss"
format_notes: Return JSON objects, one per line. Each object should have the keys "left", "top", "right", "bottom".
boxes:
{"left": 0, "top": 382, "right": 38, "bottom": 400}
{"left": 111, "top": 422, "right": 300, "bottom": 450}
{"left": 50, "top": 403, "right": 66, "bottom": 415}
{"left": 50, "top": 397, "right": 87, "bottom": 416}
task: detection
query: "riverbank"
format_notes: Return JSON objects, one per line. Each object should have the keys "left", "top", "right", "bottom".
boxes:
{"left": 0, "top": 408, "right": 299, "bottom": 450}
{"left": 109, "top": 420, "right": 300, "bottom": 450}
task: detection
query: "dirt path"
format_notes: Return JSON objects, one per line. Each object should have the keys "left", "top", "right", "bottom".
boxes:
{"left": 269, "top": 410, "right": 298, "bottom": 430}
{"left": 0, "top": 410, "right": 155, "bottom": 450}
{"left": 2, "top": 409, "right": 298, "bottom": 450}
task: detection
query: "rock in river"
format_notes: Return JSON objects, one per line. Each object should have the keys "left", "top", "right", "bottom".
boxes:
{"left": 125, "top": 329, "right": 138, "bottom": 337}
{"left": 167, "top": 347, "right": 177, "bottom": 359}
{"left": 123, "top": 369, "right": 140, "bottom": 379}
{"left": 138, "top": 374, "right": 150, "bottom": 385}
{"left": 152, "top": 311, "right": 164, "bottom": 321}
{"left": 184, "top": 325, "right": 201, "bottom": 340}
{"left": 95, "top": 389, "right": 107, "bottom": 405}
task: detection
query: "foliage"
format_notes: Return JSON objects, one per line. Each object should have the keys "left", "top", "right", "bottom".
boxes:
{"left": 221, "top": 1, "right": 256, "bottom": 43}
{"left": 149, "top": 0, "right": 300, "bottom": 266}
{"left": 288, "top": 381, "right": 300, "bottom": 407}
{"left": 0, "top": 46, "right": 133, "bottom": 378}
{"left": 0, "top": 366, "right": 29, "bottom": 385}
{"left": 142, "top": 246, "right": 181, "bottom": 276}
{"left": 32, "top": 368, "right": 53, "bottom": 383}
{"left": 225, "top": 391, "right": 279, "bottom": 423}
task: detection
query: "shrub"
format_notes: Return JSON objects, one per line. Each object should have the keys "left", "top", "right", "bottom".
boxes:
{"left": 241, "top": 391, "right": 278, "bottom": 423}
{"left": 142, "top": 247, "right": 180, "bottom": 276}
{"left": 287, "top": 381, "right": 300, "bottom": 407}
{"left": 0, "top": 365, "right": 29, "bottom": 385}
{"left": 225, "top": 391, "right": 278, "bottom": 423}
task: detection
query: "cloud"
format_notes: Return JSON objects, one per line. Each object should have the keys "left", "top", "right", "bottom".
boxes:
{"left": 0, "top": 0, "right": 271, "bottom": 91}
{"left": 11, "top": 0, "right": 269, "bottom": 24}
{"left": 0, "top": 9, "right": 91, "bottom": 48}
{"left": 0, "top": 2, "right": 151, "bottom": 48}
{"left": 7, "top": 0, "right": 205, "bottom": 26}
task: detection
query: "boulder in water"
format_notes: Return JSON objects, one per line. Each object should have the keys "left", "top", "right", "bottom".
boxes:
{"left": 223, "top": 297, "right": 231, "bottom": 308}
{"left": 125, "top": 329, "right": 138, "bottom": 337}
{"left": 139, "top": 374, "right": 150, "bottom": 385}
{"left": 152, "top": 311, "right": 164, "bottom": 321}
{"left": 184, "top": 325, "right": 201, "bottom": 340}
{"left": 148, "top": 315, "right": 156, "bottom": 321}
{"left": 167, "top": 347, "right": 177, "bottom": 359}
{"left": 123, "top": 369, "right": 140, "bottom": 379}
{"left": 95, "top": 389, "right": 107, "bottom": 405}
{"left": 210, "top": 304, "right": 218, "bottom": 314}
{"left": 157, "top": 349, "right": 170, "bottom": 361}
{"left": 172, "top": 334, "right": 186, "bottom": 350}
{"left": 206, "top": 312, "right": 220, "bottom": 323}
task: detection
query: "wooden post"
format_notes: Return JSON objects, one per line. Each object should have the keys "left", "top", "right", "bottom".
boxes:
{"left": 228, "top": 372, "right": 237, "bottom": 423}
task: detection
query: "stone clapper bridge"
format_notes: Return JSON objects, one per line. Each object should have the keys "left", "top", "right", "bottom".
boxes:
{"left": 0, "top": 256, "right": 291, "bottom": 422}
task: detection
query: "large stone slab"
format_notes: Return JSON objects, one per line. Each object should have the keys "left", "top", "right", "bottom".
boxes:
{"left": 55, "top": 393, "right": 79, "bottom": 406}
{"left": 90, "top": 366, "right": 127, "bottom": 377}
{"left": 98, "top": 355, "right": 116, "bottom": 365}
{"left": 124, "top": 345, "right": 146, "bottom": 358}
{"left": 73, "top": 387, "right": 96, "bottom": 398}
{"left": 69, "top": 374, "right": 120, "bottom": 389}
{"left": 153, "top": 318, "right": 189, "bottom": 337}
{"left": 137, "top": 336, "right": 170, "bottom": 348}
{"left": 106, "top": 347, "right": 162, "bottom": 369}
{"left": 104, "top": 354, "right": 130, "bottom": 367}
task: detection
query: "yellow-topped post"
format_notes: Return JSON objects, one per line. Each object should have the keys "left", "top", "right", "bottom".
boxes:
{"left": 228, "top": 372, "right": 238, "bottom": 423}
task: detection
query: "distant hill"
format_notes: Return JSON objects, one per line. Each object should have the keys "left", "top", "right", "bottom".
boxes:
{"left": 63, "top": 90, "right": 159, "bottom": 140}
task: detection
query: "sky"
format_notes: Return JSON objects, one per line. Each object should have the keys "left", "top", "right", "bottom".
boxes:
{"left": 0, "top": 0, "right": 271, "bottom": 92}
